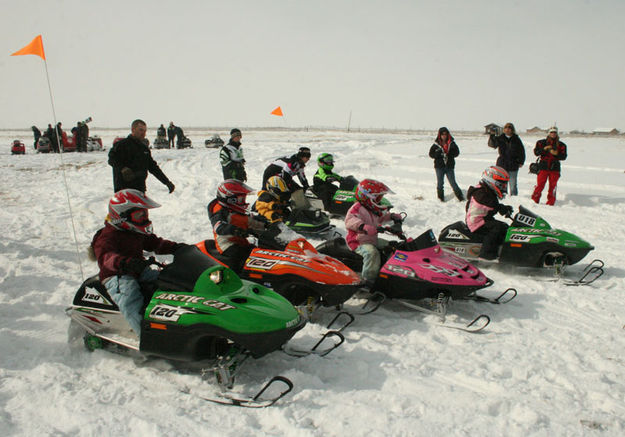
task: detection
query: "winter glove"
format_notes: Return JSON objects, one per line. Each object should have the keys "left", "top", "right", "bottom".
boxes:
{"left": 391, "top": 213, "right": 403, "bottom": 222}
{"left": 248, "top": 218, "right": 266, "bottom": 232}
{"left": 232, "top": 227, "right": 248, "bottom": 238}
{"left": 121, "top": 167, "right": 134, "bottom": 182}
{"left": 123, "top": 257, "right": 151, "bottom": 276}
{"left": 166, "top": 181, "right": 175, "bottom": 193}
{"left": 271, "top": 203, "right": 283, "bottom": 210}
{"left": 498, "top": 204, "right": 514, "bottom": 217}
{"left": 173, "top": 243, "right": 192, "bottom": 252}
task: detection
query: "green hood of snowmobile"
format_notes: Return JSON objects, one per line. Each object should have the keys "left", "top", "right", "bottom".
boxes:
{"left": 145, "top": 265, "right": 301, "bottom": 334}
{"left": 506, "top": 214, "right": 593, "bottom": 249}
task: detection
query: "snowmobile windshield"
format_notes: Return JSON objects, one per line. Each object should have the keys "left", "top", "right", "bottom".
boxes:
{"left": 399, "top": 229, "right": 438, "bottom": 251}
{"left": 157, "top": 246, "right": 223, "bottom": 292}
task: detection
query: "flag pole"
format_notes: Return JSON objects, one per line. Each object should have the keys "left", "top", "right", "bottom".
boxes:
{"left": 44, "top": 57, "right": 85, "bottom": 280}
{"left": 12, "top": 35, "right": 85, "bottom": 280}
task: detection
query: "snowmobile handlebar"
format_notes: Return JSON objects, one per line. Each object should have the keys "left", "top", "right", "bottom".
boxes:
{"left": 377, "top": 223, "right": 407, "bottom": 241}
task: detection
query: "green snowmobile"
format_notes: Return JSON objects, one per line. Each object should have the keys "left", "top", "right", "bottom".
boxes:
{"left": 66, "top": 245, "right": 342, "bottom": 407}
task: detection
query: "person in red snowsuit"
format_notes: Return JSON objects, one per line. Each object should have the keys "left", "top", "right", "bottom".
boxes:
{"left": 531, "top": 127, "right": 567, "bottom": 205}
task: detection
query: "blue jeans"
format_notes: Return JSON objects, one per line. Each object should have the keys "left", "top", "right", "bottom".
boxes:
{"left": 105, "top": 268, "right": 159, "bottom": 335}
{"left": 508, "top": 170, "right": 518, "bottom": 196}
{"left": 435, "top": 167, "right": 463, "bottom": 199}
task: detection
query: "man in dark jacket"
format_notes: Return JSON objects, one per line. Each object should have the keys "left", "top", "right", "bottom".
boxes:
{"left": 488, "top": 122, "right": 525, "bottom": 196}
{"left": 108, "top": 119, "right": 175, "bottom": 193}
{"left": 32, "top": 126, "right": 41, "bottom": 149}
{"left": 78, "top": 121, "right": 89, "bottom": 152}
{"left": 531, "top": 127, "right": 567, "bottom": 205}
{"left": 219, "top": 128, "right": 247, "bottom": 181}
{"left": 428, "top": 127, "right": 464, "bottom": 201}
{"left": 167, "top": 122, "right": 176, "bottom": 149}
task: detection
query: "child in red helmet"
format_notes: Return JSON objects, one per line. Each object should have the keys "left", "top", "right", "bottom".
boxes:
{"left": 465, "top": 166, "right": 514, "bottom": 260}
{"left": 344, "top": 179, "right": 402, "bottom": 288}
{"left": 207, "top": 179, "right": 266, "bottom": 272}
{"left": 90, "top": 189, "right": 183, "bottom": 335}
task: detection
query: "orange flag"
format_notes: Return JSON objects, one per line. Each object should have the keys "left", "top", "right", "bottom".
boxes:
{"left": 11, "top": 35, "right": 46, "bottom": 60}
{"left": 271, "top": 106, "right": 283, "bottom": 117}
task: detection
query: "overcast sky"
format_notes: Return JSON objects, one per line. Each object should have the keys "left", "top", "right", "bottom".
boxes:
{"left": 2, "top": 0, "right": 624, "bottom": 131}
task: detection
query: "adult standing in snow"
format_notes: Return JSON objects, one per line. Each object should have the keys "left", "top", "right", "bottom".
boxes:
{"left": 428, "top": 127, "right": 464, "bottom": 201}
{"left": 167, "top": 122, "right": 176, "bottom": 149}
{"left": 31, "top": 126, "right": 41, "bottom": 149}
{"left": 488, "top": 122, "right": 525, "bottom": 196}
{"left": 108, "top": 119, "right": 175, "bottom": 194}
{"left": 174, "top": 125, "right": 185, "bottom": 148}
{"left": 219, "top": 128, "right": 247, "bottom": 181}
{"left": 531, "top": 127, "right": 567, "bottom": 205}
{"left": 79, "top": 121, "right": 89, "bottom": 152}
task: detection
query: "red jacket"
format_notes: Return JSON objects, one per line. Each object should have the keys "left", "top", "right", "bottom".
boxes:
{"left": 91, "top": 222, "right": 178, "bottom": 281}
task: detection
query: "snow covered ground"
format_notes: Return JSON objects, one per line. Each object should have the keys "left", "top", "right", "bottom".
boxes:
{"left": 1, "top": 128, "right": 624, "bottom": 436}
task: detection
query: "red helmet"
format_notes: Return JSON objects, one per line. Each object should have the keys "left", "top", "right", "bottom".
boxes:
{"left": 481, "top": 166, "right": 509, "bottom": 199}
{"left": 107, "top": 189, "right": 160, "bottom": 234}
{"left": 355, "top": 179, "right": 393, "bottom": 214}
{"left": 217, "top": 179, "right": 254, "bottom": 214}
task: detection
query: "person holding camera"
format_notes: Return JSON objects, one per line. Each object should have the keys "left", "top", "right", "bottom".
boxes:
{"left": 488, "top": 122, "right": 525, "bottom": 196}
{"left": 108, "top": 119, "right": 175, "bottom": 194}
{"left": 531, "top": 127, "right": 567, "bottom": 205}
{"left": 428, "top": 127, "right": 464, "bottom": 201}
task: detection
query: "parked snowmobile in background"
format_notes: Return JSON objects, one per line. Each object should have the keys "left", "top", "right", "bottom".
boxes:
{"left": 66, "top": 245, "right": 309, "bottom": 407}
{"left": 285, "top": 189, "right": 336, "bottom": 238}
{"left": 439, "top": 205, "right": 600, "bottom": 271}
{"left": 306, "top": 176, "right": 393, "bottom": 218}
{"left": 86, "top": 136, "right": 104, "bottom": 152}
{"left": 205, "top": 134, "right": 225, "bottom": 148}
{"left": 11, "top": 140, "right": 25, "bottom": 155}
{"left": 36, "top": 137, "right": 51, "bottom": 153}
{"left": 176, "top": 136, "right": 192, "bottom": 149}
{"left": 196, "top": 223, "right": 362, "bottom": 311}
{"left": 316, "top": 219, "right": 505, "bottom": 332}
{"left": 153, "top": 135, "right": 169, "bottom": 149}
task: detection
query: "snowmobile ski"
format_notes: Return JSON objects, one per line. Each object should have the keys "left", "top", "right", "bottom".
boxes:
{"left": 437, "top": 314, "right": 491, "bottom": 333}
{"left": 532, "top": 259, "right": 604, "bottom": 286}
{"left": 184, "top": 376, "right": 294, "bottom": 408}
{"left": 326, "top": 311, "right": 355, "bottom": 332}
{"left": 463, "top": 287, "right": 517, "bottom": 304}
{"left": 282, "top": 330, "right": 345, "bottom": 357}
{"left": 396, "top": 295, "right": 491, "bottom": 333}
{"left": 562, "top": 259, "right": 604, "bottom": 286}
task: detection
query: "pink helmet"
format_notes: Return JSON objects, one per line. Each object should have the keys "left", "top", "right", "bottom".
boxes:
{"left": 355, "top": 179, "right": 393, "bottom": 214}
{"left": 107, "top": 189, "right": 160, "bottom": 234}
{"left": 217, "top": 179, "right": 254, "bottom": 214}
{"left": 481, "top": 166, "right": 510, "bottom": 199}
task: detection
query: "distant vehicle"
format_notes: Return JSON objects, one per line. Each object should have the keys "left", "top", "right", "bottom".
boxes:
{"left": 87, "top": 136, "right": 104, "bottom": 152}
{"left": 177, "top": 136, "right": 192, "bottom": 149}
{"left": 36, "top": 137, "right": 51, "bottom": 153}
{"left": 11, "top": 140, "right": 25, "bottom": 155}
{"left": 205, "top": 134, "right": 224, "bottom": 148}
{"left": 153, "top": 135, "right": 169, "bottom": 149}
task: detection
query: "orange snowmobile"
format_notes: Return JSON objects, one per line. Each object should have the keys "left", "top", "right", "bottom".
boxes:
{"left": 196, "top": 233, "right": 362, "bottom": 309}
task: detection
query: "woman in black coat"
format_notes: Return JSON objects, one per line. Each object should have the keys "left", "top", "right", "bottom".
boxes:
{"left": 488, "top": 122, "right": 525, "bottom": 196}
{"left": 428, "top": 127, "right": 464, "bottom": 201}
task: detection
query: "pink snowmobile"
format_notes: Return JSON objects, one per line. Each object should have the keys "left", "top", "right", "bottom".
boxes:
{"left": 316, "top": 217, "right": 516, "bottom": 332}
